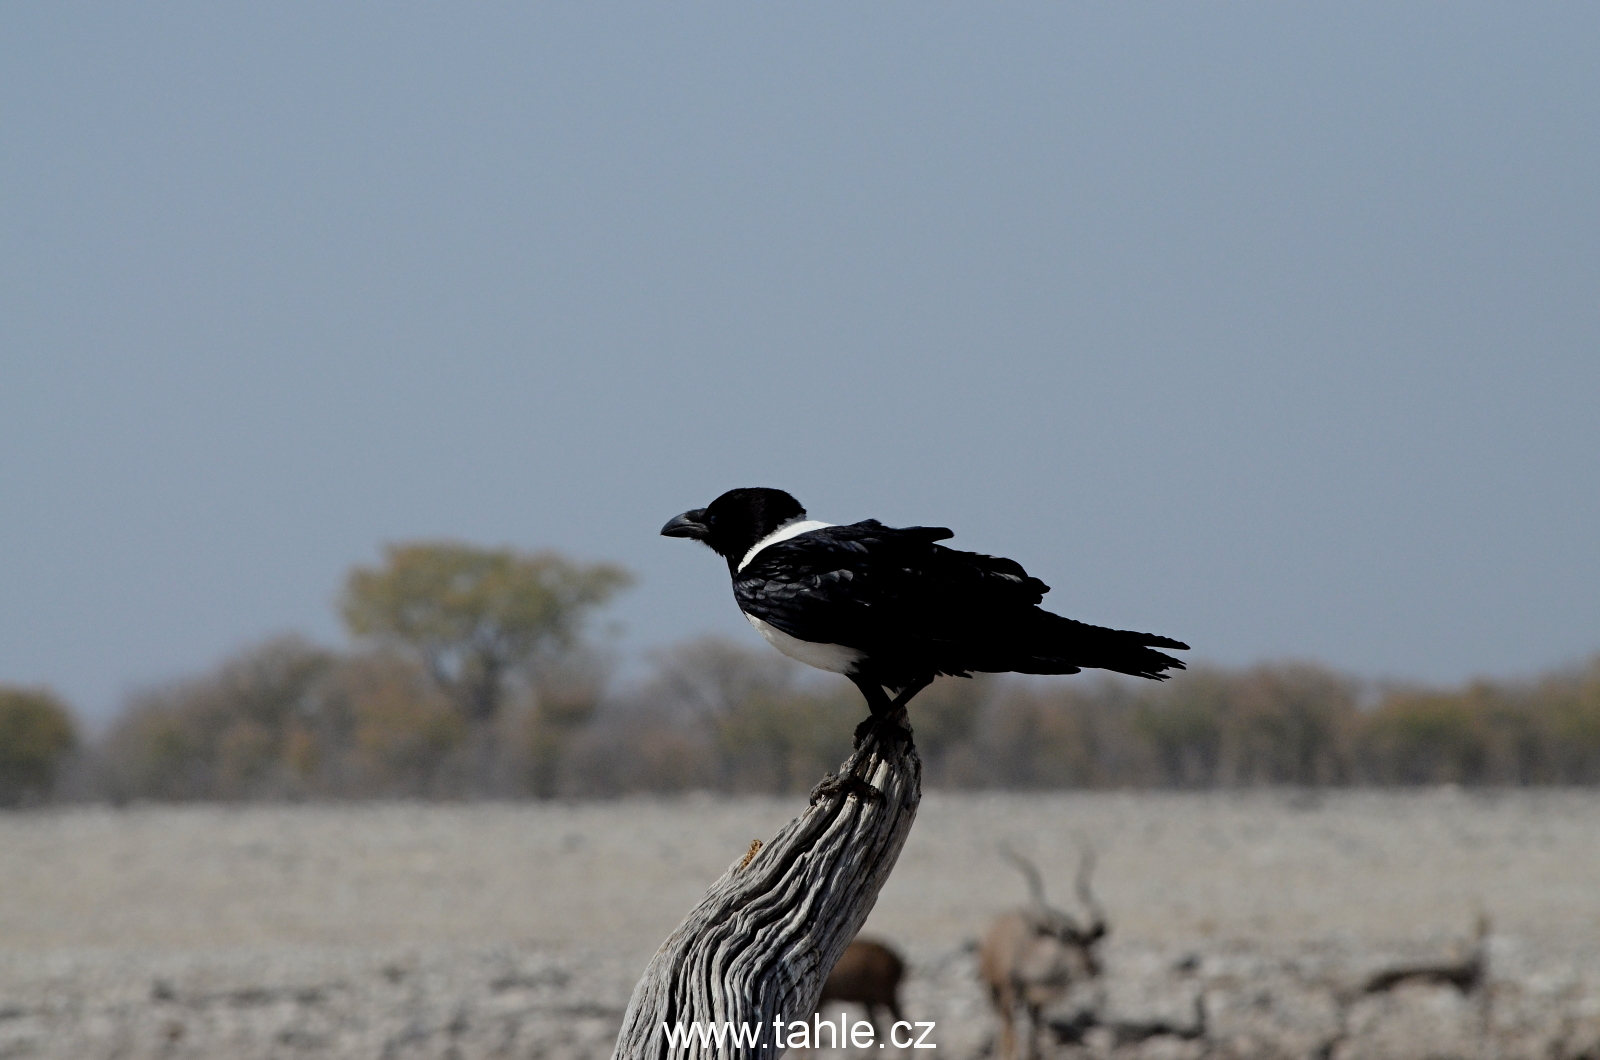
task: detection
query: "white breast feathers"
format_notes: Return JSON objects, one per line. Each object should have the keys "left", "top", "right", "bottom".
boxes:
{"left": 745, "top": 614, "right": 864, "bottom": 675}
{"left": 737, "top": 519, "right": 835, "bottom": 572}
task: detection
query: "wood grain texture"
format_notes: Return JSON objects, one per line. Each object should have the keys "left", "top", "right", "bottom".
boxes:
{"left": 611, "top": 714, "right": 921, "bottom": 1060}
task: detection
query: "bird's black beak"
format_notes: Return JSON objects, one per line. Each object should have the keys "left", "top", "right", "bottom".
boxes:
{"left": 660, "top": 508, "right": 710, "bottom": 540}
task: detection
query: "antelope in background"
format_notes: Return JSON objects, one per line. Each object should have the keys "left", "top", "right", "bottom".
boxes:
{"left": 979, "top": 845, "right": 1108, "bottom": 1060}
{"left": 816, "top": 937, "right": 906, "bottom": 1037}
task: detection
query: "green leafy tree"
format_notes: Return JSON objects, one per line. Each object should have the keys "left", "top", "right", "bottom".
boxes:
{"left": 341, "top": 542, "right": 632, "bottom": 726}
{"left": 0, "top": 687, "right": 78, "bottom": 806}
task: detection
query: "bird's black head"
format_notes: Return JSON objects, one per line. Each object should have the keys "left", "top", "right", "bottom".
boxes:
{"left": 661, "top": 488, "right": 807, "bottom": 569}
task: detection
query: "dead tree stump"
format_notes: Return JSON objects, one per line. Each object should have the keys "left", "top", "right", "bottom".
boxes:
{"left": 611, "top": 712, "right": 922, "bottom": 1060}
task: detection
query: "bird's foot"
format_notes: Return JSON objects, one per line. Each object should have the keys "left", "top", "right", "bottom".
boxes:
{"left": 852, "top": 712, "right": 912, "bottom": 750}
{"left": 808, "top": 770, "right": 884, "bottom": 806}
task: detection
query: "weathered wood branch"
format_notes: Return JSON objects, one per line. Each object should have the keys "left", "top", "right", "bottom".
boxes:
{"left": 612, "top": 712, "right": 921, "bottom": 1060}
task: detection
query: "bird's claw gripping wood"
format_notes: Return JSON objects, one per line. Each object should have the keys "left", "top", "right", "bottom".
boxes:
{"left": 843, "top": 675, "right": 934, "bottom": 749}
{"left": 852, "top": 711, "right": 912, "bottom": 749}
{"left": 826, "top": 706, "right": 915, "bottom": 797}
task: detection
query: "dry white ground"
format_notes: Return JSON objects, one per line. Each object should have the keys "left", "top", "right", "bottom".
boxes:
{"left": 2, "top": 789, "right": 1599, "bottom": 1060}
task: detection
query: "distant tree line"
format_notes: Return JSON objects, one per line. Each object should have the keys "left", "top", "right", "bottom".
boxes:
{"left": 3, "top": 540, "right": 1599, "bottom": 803}
{"left": 570, "top": 645, "right": 1600, "bottom": 795}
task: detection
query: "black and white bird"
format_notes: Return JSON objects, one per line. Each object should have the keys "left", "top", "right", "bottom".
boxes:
{"left": 661, "top": 488, "right": 1188, "bottom": 732}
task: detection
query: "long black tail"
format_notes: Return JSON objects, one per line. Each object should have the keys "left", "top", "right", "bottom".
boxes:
{"left": 1019, "top": 613, "right": 1189, "bottom": 680}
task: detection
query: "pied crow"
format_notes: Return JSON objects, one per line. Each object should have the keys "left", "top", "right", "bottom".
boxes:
{"left": 661, "top": 488, "right": 1188, "bottom": 731}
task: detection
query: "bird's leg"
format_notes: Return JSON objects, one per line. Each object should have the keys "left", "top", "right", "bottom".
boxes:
{"left": 848, "top": 674, "right": 895, "bottom": 748}
{"left": 889, "top": 675, "right": 933, "bottom": 709}
{"left": 856, "top": 676, "right": 929, "bottom": 747}
{"left": 848, "top": 673, "right": 919, "bottom": 749}
{"left": 848, "top": 673, "right": 895, "bottom": 717}
{"left": 815, "top": 674, "right": 910, "bottom": 801}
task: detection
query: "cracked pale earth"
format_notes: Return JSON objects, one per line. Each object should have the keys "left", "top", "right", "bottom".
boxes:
{"left": 2, "top": 790, "right": 1599, "bottom": 1059}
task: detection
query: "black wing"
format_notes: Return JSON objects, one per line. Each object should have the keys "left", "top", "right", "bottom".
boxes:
{"left": 734, "top": 520, "right": 1185, "bottom": 682}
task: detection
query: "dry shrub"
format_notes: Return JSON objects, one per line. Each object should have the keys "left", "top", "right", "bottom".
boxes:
{"left": 0, "top": 686, "right": 78, "bottom": 806}
{"left": 98, "top": 636, "right": 335, "bottom": 801}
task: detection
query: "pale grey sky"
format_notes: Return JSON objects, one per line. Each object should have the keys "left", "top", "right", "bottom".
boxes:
{"left": 3, "top": 5, "right": 1597, "bottom": 721}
